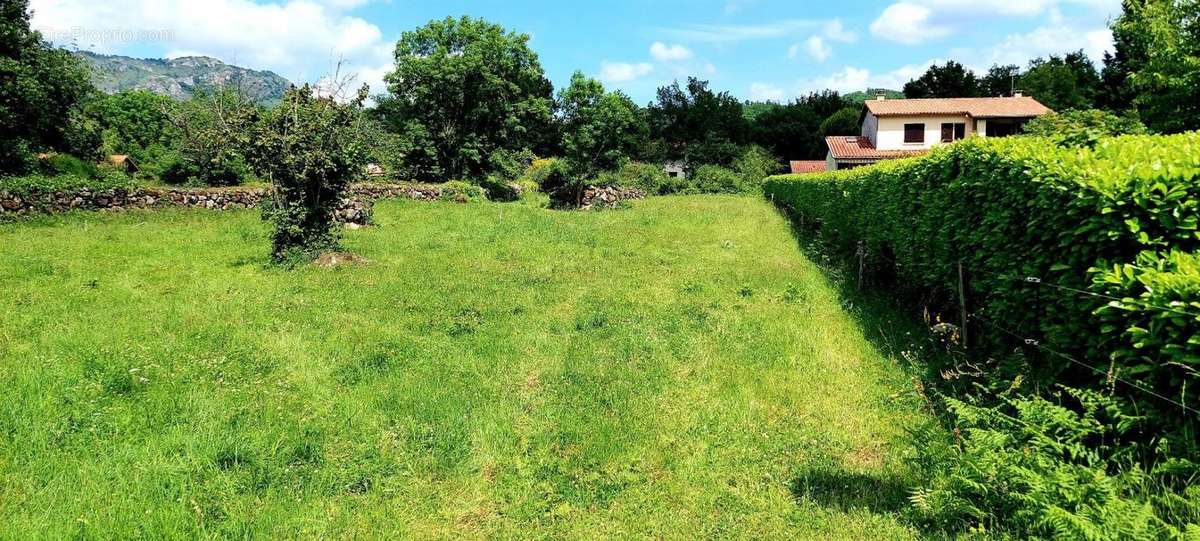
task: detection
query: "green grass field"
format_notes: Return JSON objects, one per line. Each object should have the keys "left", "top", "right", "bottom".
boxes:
{"left": 0, "top": 196, "right": 933, "bottom": 539}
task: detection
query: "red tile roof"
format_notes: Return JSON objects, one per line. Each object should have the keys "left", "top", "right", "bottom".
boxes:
{"left": 789, "top": 160, "right": 826, "bottom": 174}
{"left": 863, "top": 96, "right": 1051, "bottom": 118}
{"left": 825, "top": 136, "right": 926, "bottom": 161}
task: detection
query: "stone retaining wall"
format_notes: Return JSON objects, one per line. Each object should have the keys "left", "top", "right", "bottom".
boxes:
{"left": 0, "top": 182, "right": 647, "bottom": 219}
{"left": 0, "top": 184, "right": 445, "bottom": 223}
{"left": 580, "top": 185, "right": 646, "bottom": 209}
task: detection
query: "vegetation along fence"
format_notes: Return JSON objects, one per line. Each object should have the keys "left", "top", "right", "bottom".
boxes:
{"left": 764, "top": 133, "right": 1200, "bottom": 444}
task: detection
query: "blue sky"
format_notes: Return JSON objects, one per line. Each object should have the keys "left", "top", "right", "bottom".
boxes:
{"left": 31, "top": 0, "right": 1121, "bottom": 104}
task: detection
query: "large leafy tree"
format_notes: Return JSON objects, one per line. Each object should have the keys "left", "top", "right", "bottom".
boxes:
{"left": 381, "top": 16, "right": 553, "bottom": 181}
{"left": 648, "top": 77, "right": 749, "bottom": 166}
{"left": 552, "top": 72, "right": 647, "bottom": 204}
{"left": 750, "top": 103, "right": 823, "bottom": 160}
{"left": 1099, "top": 0, "right": 1152, "bottom": 111}
{"left": 1110, "top": 0, "right": 1200, "bottom": 133}
{"left": 0, "top": 0, "right": 97, "bottom": 173}
{"left": 1019, "top": 51, "right": 1102, "bottom": 111}
{"left": 981, "top": 64, "right": 1021, "bottom": 97}
{"left": 87, "top": 90, "right": 173, "bottom": 159}
{"left": 819, "top": 106, "right": 862, "bottom": 137}
{"left": 903, "top": 61, "right": 982, "bottom": 99}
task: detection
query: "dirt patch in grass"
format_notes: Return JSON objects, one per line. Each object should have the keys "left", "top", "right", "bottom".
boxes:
{"left": 313, "top": 251, "right": 368, "bottom": 268}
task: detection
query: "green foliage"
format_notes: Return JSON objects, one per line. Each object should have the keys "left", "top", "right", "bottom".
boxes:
{"left": 648, "top": 77, "right": 749, "bottom": 166}
{"left": 690, "top": 165, "right": 741, "bottom": 194}
{"left": 751, "top": 103, "right": 823, "bottom": 160}
{"left": 1109, "top": 0, "right": 1200, "bottom": 133}
{"left": 1020, "top": 51, "right": 1102, "bottom": 111}
{"left": 0, "top": 0, "right": 98, "bottom": 173}
{"left": 85, "top": 90, "right": 173, "bottom": 161}
{"left": 1095, "top": 250, "right": 1200, "bottom": 420}
{"left": 160, "top": 89, "right": 257, "bottom": 186}
{"left": 39, "top": 154, "right": 98, "bottom": 178}
{"left": 248, "top": 84, "right": 369, "bottom": 262}
{"left": 730, "top": 145, "right": 781, "bottom": 194}
{"left": 438, "top": 180, "right": 487, "bottom": 203}
{"left": 1024, "top": 109, "right": 1149, "bottom": 147}
{"left": 380, "top": 16, "right": 553, "bottom": 181}
{"left": 903, "top": 61, "right": 982, "bottom": 99}
{"left": 819, "top": 106, "right": 861, "bottom": 138}
{"left": 764, "top": 133, "right": 1200, "bottom": 448}
{"left": 0, "top": 172, "right": 135, "bottom": 197}
{"left": 555, "top": 72, "right": 648, "bottom": 205}
{"left": 981, "top": 64, "right": 1022, "bottom": 97}
{"left": 594, "top": 161, "right": 685, "bottom": 195}
{"left": 912, "top": 387, "right": 1199, "bottom": 538}
{"left": 842, "top": 88, "right": 903, "bottom": 103}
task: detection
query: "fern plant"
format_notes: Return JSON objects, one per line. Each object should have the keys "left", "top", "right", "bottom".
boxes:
{"left": 910, "top": 386, "right": 1200, "bottom": 539}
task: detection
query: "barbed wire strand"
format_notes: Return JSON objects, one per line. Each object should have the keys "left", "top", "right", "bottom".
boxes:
{"left": 971, "top": 313, "right": 1199, "bottom": 417}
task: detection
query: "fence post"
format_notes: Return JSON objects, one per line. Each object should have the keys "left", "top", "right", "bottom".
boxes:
{"left": 856, "top": 241, "right": 866, "bottom": 290}
{"left": 958, "top": 261, "right": 969, "bottom": 349}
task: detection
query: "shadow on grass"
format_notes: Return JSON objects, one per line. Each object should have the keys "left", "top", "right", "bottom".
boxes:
{"left": 789, "top": 468, "right": 912, "bottom": 514}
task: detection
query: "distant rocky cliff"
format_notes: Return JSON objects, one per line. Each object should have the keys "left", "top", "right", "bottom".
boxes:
{"left": 75, "top": 51, "right": 291, "bottom": 104}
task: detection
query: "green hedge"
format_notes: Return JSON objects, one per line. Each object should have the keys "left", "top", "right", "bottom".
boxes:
{"left": 0, "top": 173, "right": 138, "bottom": 197}
{"left": 764, "top": 133, "right": 1200, "bottom": 440}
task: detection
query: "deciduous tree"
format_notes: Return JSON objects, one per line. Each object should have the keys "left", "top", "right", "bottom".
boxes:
{"left": 555, "top": 72, "right": 647, "bottom": 204}
{"left": 381, "top": 16, "right": 553, "bottom": 181}
{"left": 903, "top": 61, "right": 981, "bottom": 99}
{"left": 0, "top": 0, "right": 97, "bottom": 173}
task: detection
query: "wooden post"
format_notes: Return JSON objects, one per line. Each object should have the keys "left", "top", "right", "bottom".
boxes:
{"left": 957, "top": 261, "right": 969, "bottom": 349}
{"left": 856, "top": 241, "right": 866, "bottom": 290}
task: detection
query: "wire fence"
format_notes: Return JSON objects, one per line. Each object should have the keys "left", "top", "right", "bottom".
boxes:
{"left": 844, "top": 241, "right": 1199, "bottom": 418}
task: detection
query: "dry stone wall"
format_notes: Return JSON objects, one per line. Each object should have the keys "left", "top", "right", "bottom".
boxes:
{"left": 0, "top": 184, "right": 445, "bottom": 224}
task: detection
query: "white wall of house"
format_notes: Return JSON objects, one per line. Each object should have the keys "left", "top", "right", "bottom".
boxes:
{"left": 976, "top": 119, "right": 987, "bottom": 136}
{"left": 825, "top": 151, "right": 836, "bottom": 171}
{"left": 860, "top": 113, "right": 879, "bottom": 147}
{"left": 872, "top": 115, "right": 974, "bottom": 151}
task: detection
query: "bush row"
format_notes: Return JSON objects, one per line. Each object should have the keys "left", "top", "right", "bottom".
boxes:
{"left": 763, "top": 133, "right": 1200, "bottom": 446}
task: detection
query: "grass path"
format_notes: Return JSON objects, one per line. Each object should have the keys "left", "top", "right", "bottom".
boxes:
{"left": 0, "top": 196, "right": 931, "bottom": 539}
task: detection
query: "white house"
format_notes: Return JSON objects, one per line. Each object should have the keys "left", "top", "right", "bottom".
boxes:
{"left": 824, "top": 93, "right": 1052, "bottom": 171}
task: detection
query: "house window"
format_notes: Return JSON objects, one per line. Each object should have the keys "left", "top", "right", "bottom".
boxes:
{"left": 904, "top": 123, "right": 925, "bottom": 143}
{"left": 940, "top": 122, "right": 967, "bottom": 142}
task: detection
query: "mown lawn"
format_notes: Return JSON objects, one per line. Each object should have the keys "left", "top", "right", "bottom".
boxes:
{"left": 0, "top": 196, "right": 931, "bottom": 539}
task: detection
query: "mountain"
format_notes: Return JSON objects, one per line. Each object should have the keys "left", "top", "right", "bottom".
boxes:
{"left": 75, "top": 51, "right": 292, "bottom": 104}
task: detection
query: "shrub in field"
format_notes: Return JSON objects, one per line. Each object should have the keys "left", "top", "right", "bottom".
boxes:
{"left": 248, "top": 84, "right": 369, "bottom": 262}
{"left": 911, "top": 387, "right": 1199, "bottom": 538}
{"left": 763, "top": 133, "right": 1200, "bottom": 448}
{"left": 731, "top": 145, "right": 781, "bottom": 193}
{"left": 595, "top": 161, "right": 688, "bottom": 195}
{"left": 690, "top": 165, "right": 741, "bottom": 194}
{"left": 439, "top": 181, "right": 487, "bottom": 203}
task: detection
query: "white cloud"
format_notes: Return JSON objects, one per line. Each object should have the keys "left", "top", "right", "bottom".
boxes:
{"left": 870, "top": 3, "right": 953, "bottom": 44}
{"left": 793, "top": 59, "right": 939, "bottom": 94}
{"left": 869, "top": 0, "right": 1121, "bottom": 45}
{"left": 657, "top": 19, "right": 840, "bottom": 43}
{"left": 803, "top": 36, "right": 831, "bottom": 62}
{"left": 976, "top": 24, "right": 1113, "bottom": 67}
{"left": 599, "top": 61, "right": 653, "bottom": 83}
{"left": 29, "top": 0, "right": 393, "bottom": 93}
{"left": 822, "top": 19, "right": 858, "bottom": 43}
{"left": 649, "top": 42, "right": 693, "bottom": 62}
{"left": 749, "top": 82, "right": 785, "bottom": 102}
